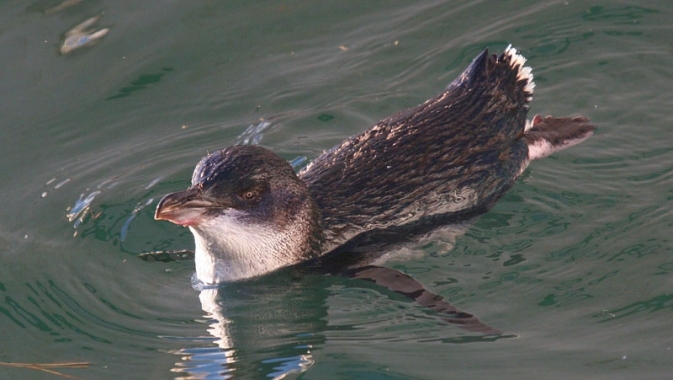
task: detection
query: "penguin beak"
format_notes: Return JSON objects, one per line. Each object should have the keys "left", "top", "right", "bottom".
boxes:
{"left": 155, "top": 187, "right": 215, "bottom": 226}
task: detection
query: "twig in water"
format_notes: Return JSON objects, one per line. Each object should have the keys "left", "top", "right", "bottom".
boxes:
{"left": 0, "top": 361, "right": 89, "bottom": 380}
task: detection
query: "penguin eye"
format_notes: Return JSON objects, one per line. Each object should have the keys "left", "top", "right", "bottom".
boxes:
{"left": 240, "top": 189, "right": 258, "bottom": 201}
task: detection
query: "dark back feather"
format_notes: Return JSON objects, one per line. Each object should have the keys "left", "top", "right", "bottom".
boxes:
{"left": 300, "top": 48, "right": 533, "bottom": 251}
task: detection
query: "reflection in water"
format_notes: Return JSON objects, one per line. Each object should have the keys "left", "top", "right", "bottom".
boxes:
{"left": 345, "top": 266, "right": 503, "bottom": 335}
{"left": 593, "top": 293, "right": 673, "bottom": 322}
{"left": 197, "top": 289, "right": 235, "bottom": 361}
{"left": 170, "top": 339, "right": 236, "bottom": 379}
{"left": 106, "top": 68, "right": 175, "bottom": 100}
{"left": 168, "top": 266, "right": 511, "bottom": 379}
{"left": 171, "top": 276, "right": 325, "bottom": 379}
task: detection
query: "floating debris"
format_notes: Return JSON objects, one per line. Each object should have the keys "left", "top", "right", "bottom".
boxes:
{"left": 235, "top": 121, "right": 273, "bottom": 145}
{"left": 61, "top": 15, "right": 109, "bottom": 55}
{"left": 0, "top": 360, "right": 89, "bottom": 380}
{"left": 289, "top": 156, "right": 307, "bottom": 169}
{"left": 67, "top": 191, "right": 101, "bottom": 224}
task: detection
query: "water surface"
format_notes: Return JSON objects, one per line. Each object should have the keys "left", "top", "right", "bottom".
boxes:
{"left": 1, "top": 1, "right": 672, "bottom": 379}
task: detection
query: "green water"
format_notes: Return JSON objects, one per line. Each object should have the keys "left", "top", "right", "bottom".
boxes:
{"left": 1, "top": 1, "right": 672, "bottom": 379}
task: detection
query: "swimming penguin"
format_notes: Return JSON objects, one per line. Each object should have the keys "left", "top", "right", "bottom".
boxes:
{"left": 154, "top": 45, "right": 595, "bottom": 284}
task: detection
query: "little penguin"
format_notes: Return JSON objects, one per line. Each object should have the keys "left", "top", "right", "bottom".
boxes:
{"left": 155, "top": 45, "right": 595, "bottom": 284}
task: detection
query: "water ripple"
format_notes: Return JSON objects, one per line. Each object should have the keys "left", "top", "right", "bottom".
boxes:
{"left": 0, "top": 280, "right": 160, "bottom": 344}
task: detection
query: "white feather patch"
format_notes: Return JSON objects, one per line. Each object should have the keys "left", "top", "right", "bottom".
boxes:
{"left": 527, "top": 139, "right": 558, "bottom": 161}
{"left": 503, "top": 44, "right": 535, "bottom": 99}
{"left": 190, "top": 210, "right": 300, "bottom": 283}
